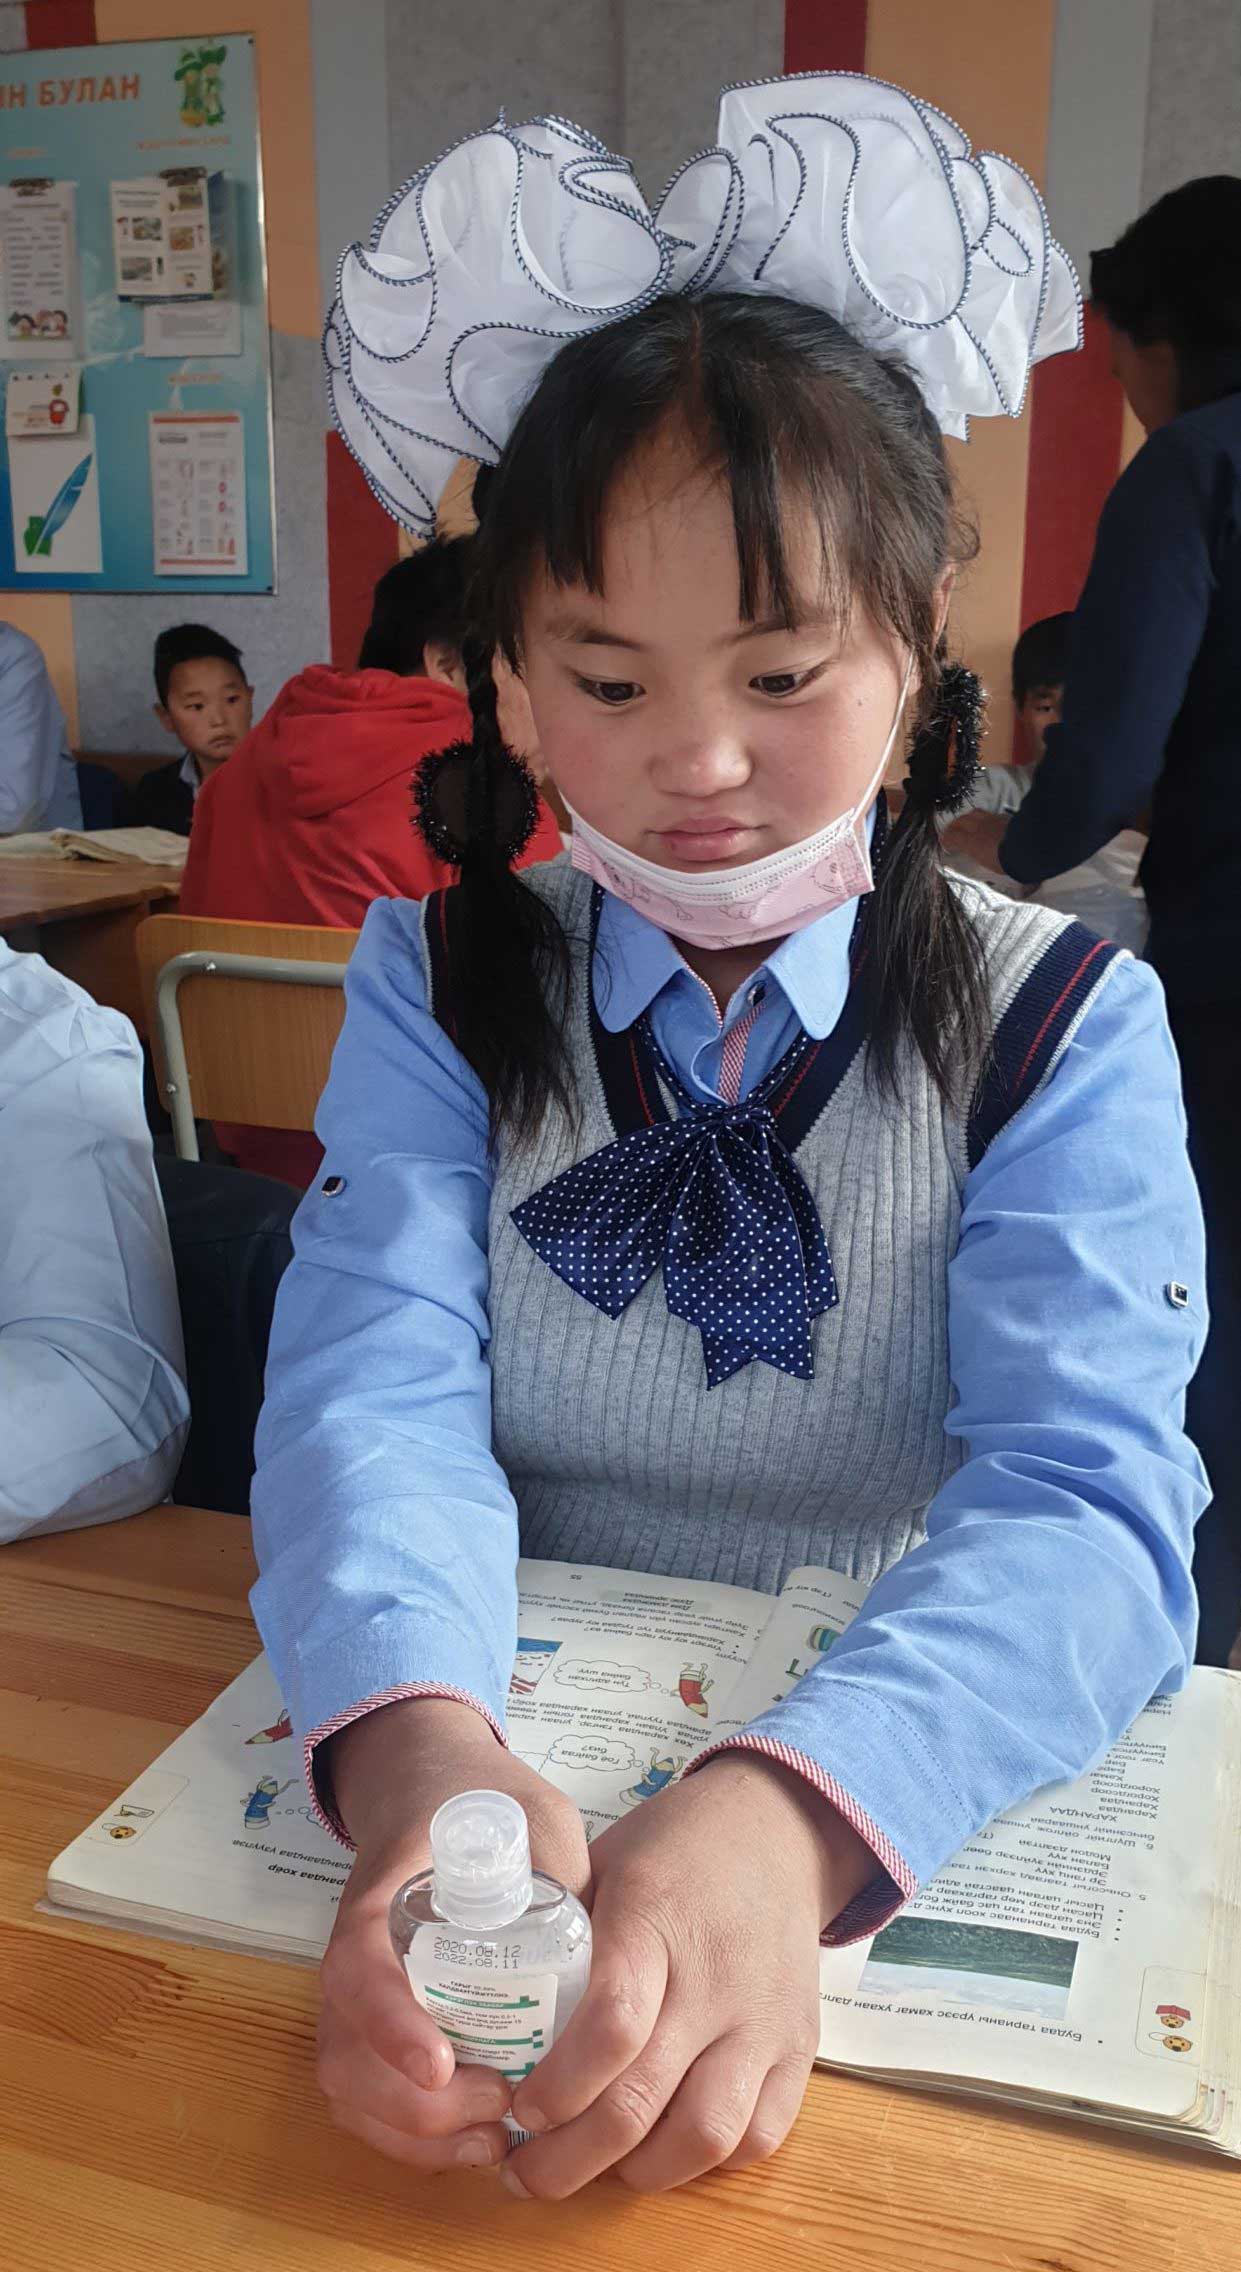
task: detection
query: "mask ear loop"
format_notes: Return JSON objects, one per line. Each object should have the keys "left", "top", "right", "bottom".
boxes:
{"left": 866, "top": 649, "right": 917, "bottom": 810}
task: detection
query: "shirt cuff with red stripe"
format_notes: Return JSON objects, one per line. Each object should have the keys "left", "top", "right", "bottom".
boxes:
{"left": 304, "top": 1683, "right": 508, "bottom": 1847}
{"left": 683, "top": 1732, "right": 915, "bottom": 1946}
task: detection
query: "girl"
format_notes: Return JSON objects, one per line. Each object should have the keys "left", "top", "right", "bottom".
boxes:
{"left": 252, "top": 78, "right": 1207, "bottom": 2197}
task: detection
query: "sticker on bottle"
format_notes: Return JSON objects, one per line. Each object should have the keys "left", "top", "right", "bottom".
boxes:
{"left": 404, "top": 1945, "right": 559, "bottom": 2088}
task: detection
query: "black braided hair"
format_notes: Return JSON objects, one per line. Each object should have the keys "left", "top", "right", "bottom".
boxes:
{"left": 446, "top": 637, "right": 573, "bottom": 1145}
{"left": 863, "top": 655, "right": 989, "bottom": 1100}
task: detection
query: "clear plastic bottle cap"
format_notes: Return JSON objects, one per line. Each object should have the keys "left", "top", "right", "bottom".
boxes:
{"left": 429, "top": 1788, "right": 534, "bottom": 1930}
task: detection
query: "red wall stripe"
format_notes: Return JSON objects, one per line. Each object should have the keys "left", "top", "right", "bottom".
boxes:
{"left": 326, "top": 432, "right": 401, "bottom": 670}
{"left": 1019, "top": 302, "right": 1124, "bottom": 631}
{"left": 23, "top": 0, "right": 97, "bottom": 43}
{"left": 784, "top": 0, "right": 868, "bottom": 73}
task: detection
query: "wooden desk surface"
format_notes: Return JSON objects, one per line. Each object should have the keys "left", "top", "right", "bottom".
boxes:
{"left": 1, "top": 1506, "right": 1235, "bottom": 2272}
{"left": 0, "top": 856, "right": 181, "bottom": 929}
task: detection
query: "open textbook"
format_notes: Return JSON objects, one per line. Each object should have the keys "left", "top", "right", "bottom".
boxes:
{"left": 45, "top": 1555, "right": 1241, "bottom": 2155}
{"left": 0, "top": 824, "right": 186, "bottom": 866}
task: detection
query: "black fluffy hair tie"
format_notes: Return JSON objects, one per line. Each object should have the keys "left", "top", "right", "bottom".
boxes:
{"left": 903, "top": 661, "right": 985, "bottom": 817}
{"left": 413, "top": 740, "right": 541, "bottom": 867}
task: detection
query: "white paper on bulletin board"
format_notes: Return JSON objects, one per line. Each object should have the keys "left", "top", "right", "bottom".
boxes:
{"left": 149, "top": 409, "right": 247, "bottom": 575}
{"left": 8, "top": 411, "right": 102, "bottom": 573}
{"left": 143, "top": 300, "right": 241, "bottom": 359}
{"left": 6, "top": 364, "right": 82, "bottom": 438}
{"left": 0, "top": 181, "right": 80, "bottom": 357}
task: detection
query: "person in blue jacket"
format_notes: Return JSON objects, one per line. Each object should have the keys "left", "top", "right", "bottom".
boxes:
{"left": 250, "top": 81, "right": 1208, "bottom": 2197}
{"left": 999, "top": 177, "right": 1241, "bottom": 1664}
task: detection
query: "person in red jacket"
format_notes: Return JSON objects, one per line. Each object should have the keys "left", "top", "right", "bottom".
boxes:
{"left": 179, "top": 538, "right": 563, "bottom": 1185}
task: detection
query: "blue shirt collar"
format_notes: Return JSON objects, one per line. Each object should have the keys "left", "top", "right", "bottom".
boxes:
{"left": 590, "top": 809, "right": 874, "bottom": 1041}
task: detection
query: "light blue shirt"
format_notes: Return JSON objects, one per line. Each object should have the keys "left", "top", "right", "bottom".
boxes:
{"left": 0, "top": 944, "right": 188, "bottom": 1542}
{"left": 0, "top": 622, "right": 82, "bottom": 833}
{"left": 251, "top": 873, "right": 1209, "bottom": 1903}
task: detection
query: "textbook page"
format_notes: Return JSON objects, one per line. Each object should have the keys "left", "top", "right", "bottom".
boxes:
{"left": 505, "top": 1558, "right": 775, "bottom": 1835}
{"left": 815, "top": 1670, "right": 1237, "bottom": 2126}
{"left": 45, "top": 1651, "right": 348, "bottom": 1961}
{"left": 50, "top": 825, "right": 188, "bottom": 866}
{"left": 46, "top": 1560, "right": 775, "bottom": 1951}
{"left": 706, "top": 1561, "right": 871, "bottom": 1741}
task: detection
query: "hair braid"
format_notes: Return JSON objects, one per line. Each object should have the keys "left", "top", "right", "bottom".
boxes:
{"left": 864, "top": 654, "right": 988, "bottom": 1102}
{"left": 449, "top": 635, "right": 573, "bottom": 1145}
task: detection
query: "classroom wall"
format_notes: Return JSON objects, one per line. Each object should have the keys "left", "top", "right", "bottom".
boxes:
{"left": 2, "top": 0, "right": 1239, "bottom": 757}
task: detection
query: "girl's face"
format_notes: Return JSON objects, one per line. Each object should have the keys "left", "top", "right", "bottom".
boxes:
{"left": 519, "top": 425, "right": 921, "bottom": 872}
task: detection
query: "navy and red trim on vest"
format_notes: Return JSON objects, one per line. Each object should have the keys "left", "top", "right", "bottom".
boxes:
{"left": 965, "top": 924, "right": 1122, "bottom": 1169}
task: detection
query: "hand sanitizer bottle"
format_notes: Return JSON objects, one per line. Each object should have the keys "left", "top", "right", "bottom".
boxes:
{"left": 390, "top": 1789, "right": 591, "bottom": 2144}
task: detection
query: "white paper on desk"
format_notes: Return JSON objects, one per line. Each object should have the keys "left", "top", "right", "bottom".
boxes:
{"left": 8, "top": 412, "right": 102, "bottom": 574}
{"left": 6, "top": 363, "right": 82, "bottom": 438}
{"left": 143, "top": 299, "right": 241, "bottom": 358}
{"left": 0, "top": 181, "right": 80, "bottom": 356}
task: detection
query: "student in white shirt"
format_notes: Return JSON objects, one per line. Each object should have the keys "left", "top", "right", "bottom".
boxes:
{"left": 0, "top": 620, "right": 82, "bottom": 834}
{"left": 0, "top": 943, "right": 189, "bottom": 1543}
{"left": 942, "top": 615, "right": 1148, "bottom": 952}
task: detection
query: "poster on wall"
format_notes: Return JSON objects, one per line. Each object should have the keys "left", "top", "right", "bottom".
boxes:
{"left": 110, "top": 169, "right": 227, "bottom": 299}
{"left": 8, "top": 411, "right": 102, "bottom": 574}
{"left": 150, "top": 410, "right": 247, "bottom": 575}
{"left": 6, "top": 365, "right": 82, "bottom": 437}
{"left": 0, "top": 181, "right": 80, "bottom": 356}
{"left": 0, "top": 36, "right": 274, "bottom": 593}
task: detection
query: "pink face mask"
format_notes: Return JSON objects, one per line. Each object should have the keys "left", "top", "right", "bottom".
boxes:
{"left": 566, "top": 656, "right": 913, "bottom": 951}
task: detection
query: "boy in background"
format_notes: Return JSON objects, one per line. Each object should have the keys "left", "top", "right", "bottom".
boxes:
{"left": 123, "top": 625, "right": 254, "bottom": 836}
{"left": 943, "top": 613, "right": 1148, "bottom": 953}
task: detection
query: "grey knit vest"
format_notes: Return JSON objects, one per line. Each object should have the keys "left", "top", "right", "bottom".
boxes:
{"left": 421, "top": 860, "right": 1120, "bottom": 1598}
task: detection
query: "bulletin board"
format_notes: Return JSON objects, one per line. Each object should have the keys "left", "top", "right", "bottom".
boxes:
{"left": 0, "top": 34, "right": 275, "bottom": 593}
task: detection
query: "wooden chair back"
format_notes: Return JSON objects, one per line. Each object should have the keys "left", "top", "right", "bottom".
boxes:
{"left": 137, "top": 914, "right": 358, "bottom": 1135}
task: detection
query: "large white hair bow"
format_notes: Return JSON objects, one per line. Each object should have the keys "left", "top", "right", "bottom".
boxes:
{"left": 326, "top": 72, "right": 1081, "bottom": 534}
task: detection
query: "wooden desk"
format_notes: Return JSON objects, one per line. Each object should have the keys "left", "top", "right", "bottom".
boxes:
{"left": 0, "top": 1506, "right": 1235, "bottom": 2272}
{"left": 0, "top": 857, "right": 180, "bottom": 1031}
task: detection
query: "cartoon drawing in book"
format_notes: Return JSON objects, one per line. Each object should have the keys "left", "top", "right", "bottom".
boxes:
{"left": 1156, "top": 2003, "right": 1192, "bottom": 2029}
{"left": 246, "top": 1710, "right": 293, "bottom": 1745}
{"left": 807, "top": 1625, "right": 838, "bottom": 1654}
{"left": 677, "top": 1664, "right": 712, "bottom": 1718}
{"left": 621, "top": 1754, "right": 679, "bottom": 1806}
{"left": 243, "top": 1775, "right": 293, "bottom": 1828}
{"left": 510, "top": 1639, "right": 561, "bottom": 1696}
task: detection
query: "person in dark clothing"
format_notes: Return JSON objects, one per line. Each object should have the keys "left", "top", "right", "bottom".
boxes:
{"left": 122, "top": 623, "right": 254, "bottom": 836}
{"left": 999, "top": 175, "right": 1241, "bottom": 1664}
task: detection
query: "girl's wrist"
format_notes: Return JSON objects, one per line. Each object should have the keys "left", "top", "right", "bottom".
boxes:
{"left": 327, "top": 1695, "right": 503, "bottom": 1851}
{"left": 694, "top": 1749, "right": 877, "bottom": 1930}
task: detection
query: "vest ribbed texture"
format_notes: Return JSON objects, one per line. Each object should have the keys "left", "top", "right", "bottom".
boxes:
{"left": 423, "top": 862, "right": 1098, "bottom": 1597}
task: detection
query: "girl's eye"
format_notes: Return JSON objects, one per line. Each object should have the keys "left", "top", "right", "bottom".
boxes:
{"left": 576, "top": 676, "right": 642, "bottom": 706}
{"left": 752, "top": 668, "right": 817, "bottom": 698}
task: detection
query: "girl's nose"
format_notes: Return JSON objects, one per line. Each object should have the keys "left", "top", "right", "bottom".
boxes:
{"left": 650, "top": 726, "right": 751, "bottom": 799}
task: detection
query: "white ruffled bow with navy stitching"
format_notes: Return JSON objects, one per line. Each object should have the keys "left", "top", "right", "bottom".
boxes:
{"left": 325, "top": 71, "right": 1082, "bottom": 534}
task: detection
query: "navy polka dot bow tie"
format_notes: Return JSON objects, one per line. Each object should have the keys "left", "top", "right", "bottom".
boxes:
{"left": 510, "top": 1054, "right": 838, "bottom": 1388}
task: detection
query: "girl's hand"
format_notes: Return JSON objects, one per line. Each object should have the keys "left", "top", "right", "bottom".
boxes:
{"left": 316, "top": 1697, "right": 590, "bottom": 2174}
{"left": 505, "top": 1752, "right": 876, "bottom": 2197}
